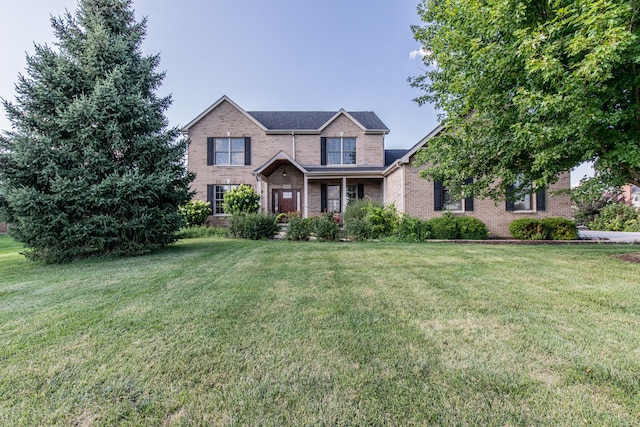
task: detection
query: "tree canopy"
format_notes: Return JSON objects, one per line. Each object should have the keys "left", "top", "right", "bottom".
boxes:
{"left": 0, "top": 0, "right": 194, "bottom": 262}
{"left": 410, "top": 0, "right": 640, "bottom": 199}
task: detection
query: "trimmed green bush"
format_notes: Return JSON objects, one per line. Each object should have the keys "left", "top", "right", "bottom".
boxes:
{"left": 228, "top": 213, "right": 279, "bottom": 240}
{"left": 179, "top": 200, "right": 211, "bottom": 228}
{"left": 395, "top": 216, "right": 431, "bottom": 242}
{"left": 343, "top": 199, "right": 399, "bottom": 240}
{"left": 313, "top": 213, "right": 341, "bottom": 241}
{"left": 508, "top": 218, "right": 551, "bottom": 240}
{"left": 456, "top": 216, "right": 489, "bottom": 240}
{"left": 286, "top": 215, "right": 313, "bottom": 241}
{"left": 589, "top": 203, "right": 639, "bottom": 231}
{"left": 223, "top": 184, "right": 260, "bottom": 214}
{"left": 426, "top": 213, "right": 460, "bottom": 239}
{"left": 178, "top": 226, "right": 227, "bottom": 239}
{"left": 540, "top": 217, "right": 579, "bottom": 240}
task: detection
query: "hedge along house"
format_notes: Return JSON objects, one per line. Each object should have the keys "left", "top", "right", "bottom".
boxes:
{"left": 182, "top": 96, "right": 572, "bottom": 237}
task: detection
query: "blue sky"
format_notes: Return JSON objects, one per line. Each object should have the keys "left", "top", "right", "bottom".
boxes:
{"left": 0, "top": 0, "right": 591, "bottom": 184}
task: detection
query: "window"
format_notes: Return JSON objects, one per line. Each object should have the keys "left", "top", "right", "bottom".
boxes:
{"left": 434, "top": 180, "right": 473, "bottom": 211}
{"left": 215, "top": 138, "right": 245, "bottom": 165}
{"left": 327, "top": 185, "right": 341, "bottom": 212}
{"left": 207, "top": 137, "right": 250, "bottom": 166}
{"left": 346, "top": 184, "right": 357, "bottom": 205}
{"left": 512, "top": 180, "right": 533, "bottom": 211}
{"left": 326, "top": 137, "right": 356, "bottom": 165}
{"left": 208, "top": 184, "right": 239, "bottom": 215}
{"left": 442, "top": 186, "right": 463, "bottom": 211}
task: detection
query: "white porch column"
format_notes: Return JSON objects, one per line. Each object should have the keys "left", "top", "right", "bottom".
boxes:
{"left": 303, "top": 174, "right": 309, "bottom": 218}
{"left": 342, "top": 176, "right": 347, "bottom": 213}
{"left": 256, "top": 174, "right": 263, "bottom": 212}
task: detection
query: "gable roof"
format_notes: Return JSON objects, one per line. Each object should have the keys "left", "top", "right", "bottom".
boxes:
{"left": 383, "top": 124, "right": 445, "bottom": 175}
{"left": 384, "top": 149, "right": 409, "bottom": 167}
{"left": 181, "top": 95, "right": 390, "bottom": 134}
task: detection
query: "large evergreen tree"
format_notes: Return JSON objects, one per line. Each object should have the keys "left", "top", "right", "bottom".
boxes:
{"left": 0, "top": 0, "right": 193, "bottom": 262}
{"left": 410, "top": 0, "right": 640, "bottom": 199}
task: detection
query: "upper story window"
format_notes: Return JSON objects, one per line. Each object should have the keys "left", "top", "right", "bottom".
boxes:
{"left": 322, "top": 137, "right": 356, "bottom": 165}
{"left": 207, "top": 137, "right": 251, "bottom": 166}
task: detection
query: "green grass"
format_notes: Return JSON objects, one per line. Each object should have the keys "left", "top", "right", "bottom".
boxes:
{"left": 1, "top": 234, "right": 639, "bottom": 425}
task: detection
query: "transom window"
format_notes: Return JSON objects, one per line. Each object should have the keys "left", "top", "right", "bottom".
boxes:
{"left": 214, "top": 184, "right": 239, "bottom": 214}
{"left": 215, "top": 138, "right": 245, "bottom": 165}
{"left": 327, "top": 137, "right": 356, "bottom": 165}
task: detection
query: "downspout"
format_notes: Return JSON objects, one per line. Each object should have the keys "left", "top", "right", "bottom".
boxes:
{"left": 291, "top": 131, "right": 296, "bottom": 161}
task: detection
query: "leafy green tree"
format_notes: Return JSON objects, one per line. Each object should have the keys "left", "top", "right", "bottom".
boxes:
{"left": 571, "top": 174, "right": 624, "bottom": 225}
{"left": 410, "top": 0, "right": 640, "bottom": 199}
{"left": 0, "top": 0, "right": 193, "bottom": 262}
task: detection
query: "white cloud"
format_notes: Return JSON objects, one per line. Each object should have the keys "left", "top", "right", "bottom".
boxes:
{"left": 409, "top": 47, "right": 429, "bottom": 59}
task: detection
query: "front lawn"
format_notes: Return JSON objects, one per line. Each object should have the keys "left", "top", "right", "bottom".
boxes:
{"left": 1, "top": 235, "right": 639, "bottom": 425}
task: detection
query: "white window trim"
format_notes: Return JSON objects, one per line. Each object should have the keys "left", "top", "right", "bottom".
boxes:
{"left": 214, "top": 137, "right": 245, "bottom": 166}
{"left": 213, "top": 184, "right": 239, "bottom": 216}
{"left": 327, "top": 137, "right": 357, "bottom": 166}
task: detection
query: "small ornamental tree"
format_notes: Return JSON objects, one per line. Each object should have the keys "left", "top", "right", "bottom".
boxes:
{"left": 0, "top": 0, "right": 194, "bottom": 262}
{"left": 223, "top": 184, "right": 260, "bottom": 214}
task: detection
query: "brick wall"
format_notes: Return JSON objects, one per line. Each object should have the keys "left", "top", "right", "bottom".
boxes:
{"left": 0, "top": 222, "right": 6, "bottom": 233}
{"left": 400, "top": 161, "right": 572, "bottom": 238}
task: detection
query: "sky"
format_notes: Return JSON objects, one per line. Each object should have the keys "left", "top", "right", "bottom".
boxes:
{"left": 0, "top": 0, "right": 591, "bottom": 185}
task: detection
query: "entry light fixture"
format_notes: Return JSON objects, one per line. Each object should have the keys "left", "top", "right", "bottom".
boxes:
{"left": 282, "top": 167, "right": 287, "bottom": 178}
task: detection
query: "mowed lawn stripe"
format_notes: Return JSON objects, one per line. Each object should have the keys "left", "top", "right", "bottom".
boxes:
{"left": 1, "top": 235, "right": 639, "bottom": 425}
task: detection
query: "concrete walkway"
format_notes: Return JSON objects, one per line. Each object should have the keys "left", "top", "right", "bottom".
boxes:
{"left": 579, "top": 230, "right": 640, "bottom": 243}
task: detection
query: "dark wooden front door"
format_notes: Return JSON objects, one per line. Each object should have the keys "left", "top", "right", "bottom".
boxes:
{"left": 272, "top": 189, "right": 300, "bottom": 214}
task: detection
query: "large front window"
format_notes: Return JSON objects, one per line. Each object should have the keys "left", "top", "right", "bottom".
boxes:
{"left": 346, "top": 184, "right": 358, "bottom": 205}
{"left": 215, "top": 138, "right": 245, "bottom": 165}
{"left": 327, "top": 137, "right": 356, "bottom": 165}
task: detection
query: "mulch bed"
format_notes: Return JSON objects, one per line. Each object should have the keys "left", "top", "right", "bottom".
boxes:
{"left": 613, "top": 252, "right": 640, "bottom": 264}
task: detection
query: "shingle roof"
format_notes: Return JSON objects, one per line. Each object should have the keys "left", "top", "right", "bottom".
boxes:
{"left": 384, "top": 149, "right": 409, "bottom": 167}
{"left": 246, "top": 111, "right": 389, "bottom": 131}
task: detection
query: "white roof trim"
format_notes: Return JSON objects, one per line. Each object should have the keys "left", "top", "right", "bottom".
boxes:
{"left": 180, "top": 95, "right": 268, "bottom": 134}
{"left": 383, "top": 124, "right": 445, "bottom": 175}
{"left": 318, "top": 109, "right": 367, "bottom": 133}
{"left": 252, "top": 150, "right": 308, "bottom": 175}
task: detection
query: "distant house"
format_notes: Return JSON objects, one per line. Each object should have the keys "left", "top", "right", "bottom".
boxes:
{"left": 181, "top": 96, "right": 571, "bottom": 237}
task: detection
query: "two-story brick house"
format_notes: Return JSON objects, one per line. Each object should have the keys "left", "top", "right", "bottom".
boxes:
{"left": 182, "top": 96, "right": 571, "bottom": 237}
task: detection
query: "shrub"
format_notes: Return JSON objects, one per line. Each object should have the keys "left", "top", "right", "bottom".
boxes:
{"left": 286, "top": 215, "right": 313, "bottom": 241}
{"left": 343, "top": 199, "right": 399, "bottom": 240}
{"left": 540, "top": 217, "right": 579, "bottom": 240}
{"left": 426, "top": 212, "right": 460, "bottom": 239}
{"left": 571, "top": 175, "right": 625, "bottom": 226}
{"left": 177, "top": 225, "right": 227, "bottom": 239}
{"left": 179, "top": 200, "right": 211, "bottom": 227}
{"left": 223, "top": 184, "right": 260, "bottom": 214}
{"left": 455, "top": 216, "right": 488, "bottom": 240}
{"left": 312, "top": 213, "right": 341, "bottom": 241}
{"left": 395, "top": 215, "right": 431, "bottom": 242}
{"left": 508, "top": 218, "right": 551, "bottom": 240}
{"left": 589, "top": 203, "right": 639, "bottom": 231}
{"left": 228, "top": 213, "right": 279, "bottom": 240}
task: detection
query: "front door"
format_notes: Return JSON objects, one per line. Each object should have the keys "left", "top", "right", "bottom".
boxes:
{"left": 272, "top": 189, "right": 300, "bottom": 214}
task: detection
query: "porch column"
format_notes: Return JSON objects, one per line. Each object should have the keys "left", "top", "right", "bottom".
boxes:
{"left": 257, "top": 174, "right": 263, "bottom": 212}
{"left": 303, "top": 174, "right": 309, "bottom": 218}
{"left": 342, "top": 176, "right": 347, "bottom": 213}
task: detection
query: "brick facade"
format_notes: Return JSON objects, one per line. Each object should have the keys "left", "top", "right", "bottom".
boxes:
{"left": 184, "top": 96, "right": 572, "bottom": 236}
